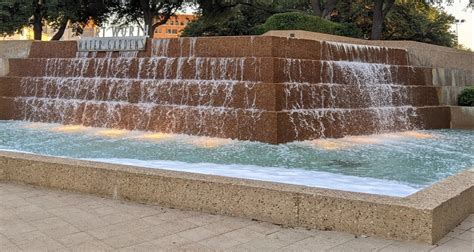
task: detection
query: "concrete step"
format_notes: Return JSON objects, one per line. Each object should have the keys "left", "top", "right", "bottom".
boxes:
{"left": 27, "top": 37, "right": 409, "bottom": 65}
{"left": 7, "top": 57, "right": 429, "bottom": 85}
{"left": 0, "top": 77, "right": 440, "bottom": 110}
{"left": 1, "top": 96, "right": 450, "bottom": 143}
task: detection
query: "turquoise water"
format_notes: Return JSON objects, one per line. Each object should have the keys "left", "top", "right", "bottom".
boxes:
{"left": 0, "top": 120, "right": 472, "bottom": 196}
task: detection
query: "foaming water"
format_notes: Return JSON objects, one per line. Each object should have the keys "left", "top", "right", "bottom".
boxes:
{"left": 1, "top": 121, "right": 473, "bottom": 197}
{"left": 283, "top": 58, "right": 418, "bottom": 138}
{"left": 14, "top": 38, "right": 423, "bottom": 140}
{"left": 15, "top": 39, "right": 264, "bottom": 134}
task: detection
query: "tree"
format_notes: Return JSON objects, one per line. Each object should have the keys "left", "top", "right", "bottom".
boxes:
{"left": 0, "top": 0, "right": 31, "bottom": 37}
{"left": 47, "top": 0, "right": 110, "bottom": 40}
{"left": 384, "top": 1, "right": 456, "bottom": 47}
{"left": 370, "top": 0, "right": 395, "bottom": 40}
{"left": 310, "top": 0, "right": 339, "bottom": 18}
{"left": 0, "top": 0, "right": 111, "bottom": 40}
{"left": 331, "top": 0, "right": 457, "bottom": 46}
{"left": 182, "top": 0, "right": 312, "bottom": 37}
{"left": 182, "top": 2, "right": 272, "bottom": 37}
{"left": 111, "top": 0, "right": 184, "bottom": 37}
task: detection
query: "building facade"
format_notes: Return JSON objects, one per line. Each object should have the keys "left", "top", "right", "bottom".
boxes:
{"left": 153, "top": 14, "right": 195, "bottom": 39}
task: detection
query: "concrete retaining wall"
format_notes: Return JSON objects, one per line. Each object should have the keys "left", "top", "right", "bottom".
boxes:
{"left": 0, "top": 41, "right": 32, "bottom": 77}
{"left": 263, "top": 31, "right": 474, "bottom": 106}
{"left": 0, "top": 151, "right": 472, "bottom": 244}
{"left": 451, "top": 106, "right": 474, "bottom": 129}
{"left": 0, "top": 59, "right": 8, "bottom": 77}
{"left": 263, "top": 30, "right": 474, "bottom": 71}
{"left": 432, "top": 68, "right": 473, "bottom": 105}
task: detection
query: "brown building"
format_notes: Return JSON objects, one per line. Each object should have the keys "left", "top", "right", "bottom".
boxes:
{"left": 153, "top": 14, "right": 195, "bottom": 39}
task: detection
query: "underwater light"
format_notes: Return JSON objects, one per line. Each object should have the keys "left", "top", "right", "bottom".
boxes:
{"left": 52, "top": 125, "right": 86, "bottom": 133}
{"left": 96, "top": 129, "right": 128, "bottom": 137}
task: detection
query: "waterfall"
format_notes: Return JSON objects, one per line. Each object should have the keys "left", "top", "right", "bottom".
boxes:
{"left": 8, "top": 37, "right": 432, "bottom": 143}
{"left": 283, "top": 44, "right": 419, "bottom": 138}
{"left": 15, "top": 38, "right": 264, "bottom": 138}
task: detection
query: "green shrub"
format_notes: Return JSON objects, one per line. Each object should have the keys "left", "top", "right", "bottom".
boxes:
{"left": 255, "top": 12, "right": 362, "bottom": 38}
{"left": 458, "top": 86, "right": 474, "bottom": 106}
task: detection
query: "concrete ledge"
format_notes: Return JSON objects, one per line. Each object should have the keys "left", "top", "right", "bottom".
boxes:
{"left": 0, "top": 41, "right": 32, "bottom": 77}
{"left": 1, "top": 151, "right": 472, "bottom": 244}
{"left": 450, "top": 106, "right": 474, "bottom": 129}
{"left": 0, "top": 58, "right": 8, "bottom": 77}
{"left": 437, "top": 86, "right": 468, "bottom": 106}
{"left": 0, "top": 41, "right": 32, "bottom": 58}
{"left": 263, "top": 30, "right": 474, "bottom": 71}
{"left": 432, "top": 68, "right": 474, "bottom": 87}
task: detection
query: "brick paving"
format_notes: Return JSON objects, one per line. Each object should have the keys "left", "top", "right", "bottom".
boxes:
{"left": 0, "top": 182, "right": 472, "bottom": 251}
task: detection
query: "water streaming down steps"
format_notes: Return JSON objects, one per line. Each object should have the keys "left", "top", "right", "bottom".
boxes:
{"left": 283, "top": 55, "right": 418, "bottom": 138}
{"left": 2, "top": 37, "right": 448, "bottom": 143}
{"left": 13, "top": 38, "right": 265, "bottom": 138}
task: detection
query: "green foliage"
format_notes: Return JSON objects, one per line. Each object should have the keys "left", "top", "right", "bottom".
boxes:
{"left": 384, "top": 1, "right": 456, "bottom": 47}
{"left": 330, "top": 0, "right": 456, "bottom": 46}
{"left": 255, "top": 12, "right": 362, "bottom": 38}
{"left": 48, "top": 0, "right": 110, "bottom": 36}
{"left": 458, "top": 86, "right": 474, "bottom": 107}
{"left": 182, "top": 5, "right": 270, "bottom": 37}
{"left": 0, "top": 0, "right": 33, "bottom": 36}
{"left": 110, "top": 0, "right": 184, "bottom": 36}
{"left": 0, "top": 0, "right": 110, "bottom": 39}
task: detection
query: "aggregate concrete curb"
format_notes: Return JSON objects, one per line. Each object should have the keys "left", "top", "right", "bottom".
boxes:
{"left": 0, "top": 151, "right": 472, "bottom": 244}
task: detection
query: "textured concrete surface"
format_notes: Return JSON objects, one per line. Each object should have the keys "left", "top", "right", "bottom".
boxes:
{"left": 432, "top": 68, "right": 474, "bottom": 88}
{"left": 437, "top": 86, "right": 468, "bottom": 106}
{"left": 451, "top": 106, "right": 474, "bottom": 129}
{"left": 0, "top": 59, "right": 8, "bottom": 77}
{"left": 1, "top": 151, "right": 473, "bottom": 244}
{"left": 0, "top": 37, "right": 454, "bottom": 143}
{"left": 0, "top": 41, "right": 32, "bottom": 59}
{"left": 1, "top": 182, "right": 473, "bottom": 251}
{"left": 263, "top": 30, "right": 474, "bottom": 71}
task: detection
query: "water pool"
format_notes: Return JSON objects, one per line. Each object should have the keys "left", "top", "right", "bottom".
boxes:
{"left": 0, "top": 120, "right": 472, "bottom": 197}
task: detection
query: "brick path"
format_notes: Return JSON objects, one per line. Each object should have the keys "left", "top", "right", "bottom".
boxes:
{"left": 0, "top": 182, "right": 472, "bottom": 251}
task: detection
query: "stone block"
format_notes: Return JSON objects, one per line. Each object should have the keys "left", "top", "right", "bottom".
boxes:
{"left": 450, "top": 106, "right": 474, "bottom": 129}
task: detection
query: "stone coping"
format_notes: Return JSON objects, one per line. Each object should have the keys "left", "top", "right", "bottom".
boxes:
{"left": 263, "top": 30, "right": 474, "bottom": 71}
{"left": 450, "top": 106, "right": 474, "bottom": 129}
{"left": 0, "top": 150, "right": 472, "bottom": 244}
{"left": 0, "top": 41, "right": 32, "bottom": 59}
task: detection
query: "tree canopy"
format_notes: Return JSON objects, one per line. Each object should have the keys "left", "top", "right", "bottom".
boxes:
{"left": 0, "top": 0, "right": 110, "bottom": 40}
{"left": 183, "top": 0, "right": 462, "bottom": 48}
{"left": 0, "top": 0, "right": 468, "bottom": 49}
{"left": 110, "top": 0, "right": 184, "bottom": 37}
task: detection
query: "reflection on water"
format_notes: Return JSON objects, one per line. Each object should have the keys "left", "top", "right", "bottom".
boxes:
{"left": 136, "top": 132, "right": 175, "bottom": 141}
{"left": 3, "top": 120, "right": 474, "bottom": 190}
{"left": 96, "top": 129, "right": 128, "bottom": 138}
{"left": 52, "top": 125, "right": 87, "bottom": 133}
{"left": 189, "top": 138, "right": 234, "bottom": 149}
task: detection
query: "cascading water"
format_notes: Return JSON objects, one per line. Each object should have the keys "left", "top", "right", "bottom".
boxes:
{"left": 14, "top": 37, "right": 264, "bottom": 138}
{"left": 6, "top": 36, "right": 439, "bottom": 143}
{"left": 283, "top": 42, "right": 419, "bottom": 138}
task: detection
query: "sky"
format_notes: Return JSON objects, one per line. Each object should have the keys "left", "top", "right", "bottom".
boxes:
{"left": 442, "top": 0, "right": 474, "bottom": 49}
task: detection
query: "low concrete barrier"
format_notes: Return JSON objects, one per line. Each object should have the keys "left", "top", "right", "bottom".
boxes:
{"left": 451, "top": 106, "right": 474, "bottom": 129}
{"left": 263, "top": 30, "right": 474, "bottom": 71}
{"left": 0, "top": 59, "right": 8, "bottom": 77}
{"left": 0, "top": 151, "right": 472, "bottom": 244}
{"left": 0, "top": 41, "right": 32, "bottom": 77}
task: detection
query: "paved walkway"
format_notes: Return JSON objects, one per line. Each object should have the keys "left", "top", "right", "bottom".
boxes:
{"left": 0, "top": 182, "right": 472, "bottom": 251}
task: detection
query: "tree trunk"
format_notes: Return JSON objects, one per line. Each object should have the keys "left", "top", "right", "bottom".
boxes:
{"left": 138, "top": 0, "right": 154, "bottom": 37}
{"left": 370, "top": 0, "right": 384, "bottom": 40}
{"left": 322, "top": 0, "right": 338, "bottom": 19}
{"left": 311, "top": 0, "right": 322, "bottom": 17}
{"left": 33, "top": 0, "right": 43, "bottom": 40}
{"left": 51, "top": 19, "right": 68, "bottom": 40}
{"left": 145, "top": 14, "right": 154, "bottom": 37}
